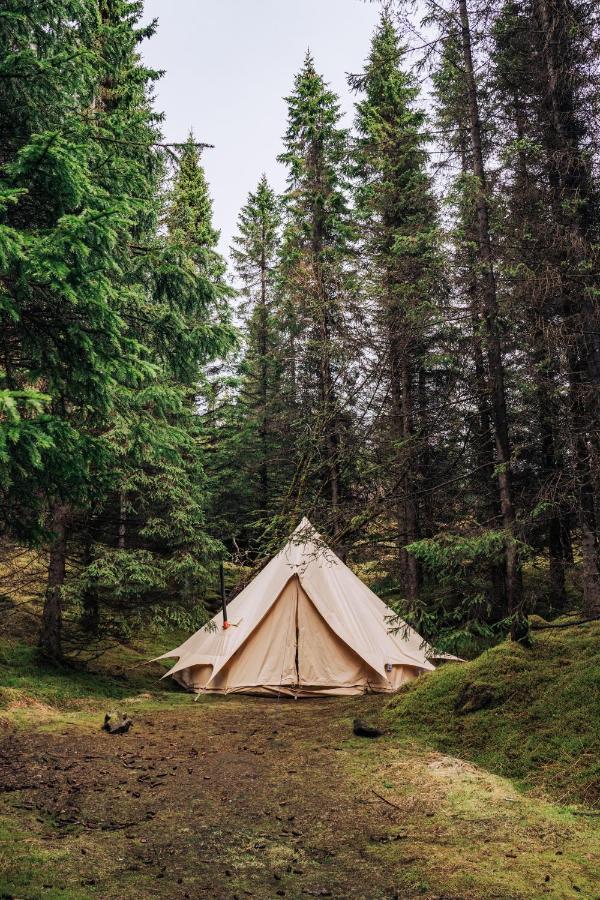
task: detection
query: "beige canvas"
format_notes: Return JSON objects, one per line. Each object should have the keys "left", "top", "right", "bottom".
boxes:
{"left": 158, "top": 518, "right": 440, "bottom": 696}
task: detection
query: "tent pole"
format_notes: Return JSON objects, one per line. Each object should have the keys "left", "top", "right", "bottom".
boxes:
{"left": 220, "top": 562, "right": 230, "bottom": 629}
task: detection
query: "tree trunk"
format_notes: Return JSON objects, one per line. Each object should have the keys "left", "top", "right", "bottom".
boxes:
{"left": 389, "top": 306, "right": 419, "bottom": 601}
{"left": 318, "top": 309, "right": 341, "bottom": 535}
{"left": 310, "top": 143, "right": 342, "bottom": 537}
{"left": 458, "top": 133, "right": 506, "bottom": 618}
{"left": 533, "top": 345, "right": 569, "bottom": 609}
{"left": 458, "top": 0, "right": 523, "bottom": 631}
{"left": 259, "top": 237, "right": 269, "bottom": 516}
{"left": 81, "top": 538, "right": 99, "bottom": 636}
{"left": 417, "top": 366, "right": 434, "bottom": 540}
{"left": 533, "top": 0, "right": 600, "bottom": 615}
{"left": 400, "top": 360, "right": 419, "bottom": 600}
{"left": 469, "top": 273, "right": 507, "bottom": 617}
{"left": 571, "top": 371, "right": 600, "bottom": 615}
{"left": 39, "top": 503, "right": 69, "bottom": 660}
{"left": 117, "top": 490, "right": 126, "bottom": 550}
{"left": 511, "top": 103, "right": 568, "bottom": 611}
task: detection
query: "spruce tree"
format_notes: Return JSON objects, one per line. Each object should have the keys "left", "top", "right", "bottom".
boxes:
{"left": 277, "top": 53, "right": 357, "bottom": 539}
{"left": 428, "top": 27, "right": 509, "bottom": 624}
{"left": 77, "top": 126, "right": 234, "bottom": 641}
{"left": 0, "top": 2, "right": 234, "bottom": 656}
{"left": 231, "top": 176, "right": 283, "bottom": 520}
{"left": 418, "top": 0, "right": 525, "bottom": 635}
{"left": 352, "top": 14, "right": 443, "bottom": 602}
{"left": 491, "top": 0, "right": 572, "bottom": 610}
{"left": 0, "top": 0, "right": 155, "bottom": 657}
{"left": 529, "top": 0, "right": 600, "bottom": 615}
{"left": 165, "top": 131, "right": 226, "bottom": 281}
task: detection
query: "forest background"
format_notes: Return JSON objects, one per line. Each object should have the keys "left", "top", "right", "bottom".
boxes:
{"left": 0, "top": 0, "right": 599, "bottom": 663}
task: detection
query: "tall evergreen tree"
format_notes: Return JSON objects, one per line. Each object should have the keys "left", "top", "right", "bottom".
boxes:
{"left": 277, "top": 53, "right": 357, "bottom": 540}
{"left": 0, "top": 0, "right": 157, "bottom": 657}
{"left": 485, "top": 0, "right": 600, "bottom": 615}
{"left": 529, "top": 0, "right": 600, "bottom": 615}
{"left": 420, "top": 0, "right": 525, "bottom": 635}
{"left": 231, "top": 175, "right": 283, "bottom": 520}
{"left": 491, "top": 0, "right": 572, "bottom": 611}
{"left": 428, "top": 26, "right": 510, "bottom": 625}
{"left": 352, "top": 15, "right": 444, "bottom": 602}
{"left": 165, "top": 131, "right": 225, "bottom": 281}
{"left": 77, "top": 127, "right": 234, "bottom": 641}
{"left": 0, "top": 2, "right": 234, "bottom": 656}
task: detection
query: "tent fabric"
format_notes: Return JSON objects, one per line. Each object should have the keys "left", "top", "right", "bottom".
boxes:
{"left": 158, "top": 518, "right": 436, "bottom": 696}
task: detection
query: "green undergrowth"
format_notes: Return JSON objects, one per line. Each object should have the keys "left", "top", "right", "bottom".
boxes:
{"left": 0, "top": 630, "right": 186, "bottom": 715}
{"left": 386, "top": 619, "right": 600, "bottom": 807}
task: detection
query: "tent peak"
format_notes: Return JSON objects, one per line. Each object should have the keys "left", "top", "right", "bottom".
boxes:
{"left": 293, "top": 516, "right": 316, "bottom": 534}
{"left": 289, "top": 518, "right": 325, "bottom": 548}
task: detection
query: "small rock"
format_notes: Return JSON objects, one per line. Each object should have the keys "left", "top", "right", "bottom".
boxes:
{"left": 353, "top": 719, "right": 383, "bottom": 738}
{"left": 102, "top": 712, "right": 133, "bottom": 735}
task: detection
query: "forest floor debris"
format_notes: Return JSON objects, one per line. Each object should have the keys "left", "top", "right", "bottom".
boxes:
{"left": 0, "top": 694, "right": 598, "bottom": 899}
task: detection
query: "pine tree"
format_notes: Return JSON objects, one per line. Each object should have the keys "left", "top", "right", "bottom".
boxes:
{"left": 277, "top": 53, "right": 357, "bottom": 539}
{"left": 165, "top": 131, "right": 225, "bottom": 281}
{"left": 420, "top": 0, "right": 525, "bottom": 635}
{"left": 0, "top": 2, "right": 235, "bottom": 656}
{"left": 487, "top": 0, "right": 600, "bottom": 614}
{"left": 352, "top": 14, "right": 443, "bottom": 601}
{"left": 77, "top": 124, "right": 234, "bottom": 641}
{"left": 429, "top": 26, "right": 509, "bottom": 623}
{"left": 528, "top": 0, "right": 600, "bottom": 615}
{"left": 231, "top": 175, "right": 283, "bottom": 520}
{"left": 491, "top": 0, "right": 572, "bottom": 610}
{"left": 0, "top": 0, "right": 155, "bottom": 657}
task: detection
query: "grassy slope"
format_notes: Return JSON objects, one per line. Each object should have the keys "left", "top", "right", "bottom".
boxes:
{"left": 386, "top": 619, "right": 600, "bottom": 807}
{"left": 0, "top": 628, "right": 184, "bottom": 719}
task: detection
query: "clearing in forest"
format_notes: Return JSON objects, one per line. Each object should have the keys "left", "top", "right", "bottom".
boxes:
{"left": 0, "top": 695, "right": 598, "bottom": 899}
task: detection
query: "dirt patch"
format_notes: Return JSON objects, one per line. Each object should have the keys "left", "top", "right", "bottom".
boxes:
{"left": 0, "top": 696, "right": 598, "bottom": 899}
{"left": 427, "top": 755, "right": 480, "bottom": 778}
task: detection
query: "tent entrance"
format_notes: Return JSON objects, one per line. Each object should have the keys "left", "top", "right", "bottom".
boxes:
{"left": 295, "top": 577, "right": 377, "bottom": 691}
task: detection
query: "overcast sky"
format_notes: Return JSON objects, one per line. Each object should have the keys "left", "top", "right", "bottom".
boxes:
{"left": 141, "top": 0, "right": 382, "bottom": 256}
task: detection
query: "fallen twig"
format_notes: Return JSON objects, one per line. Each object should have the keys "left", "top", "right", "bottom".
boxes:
{"left": 371, "top": 789, "right": 403, "bottom": 811}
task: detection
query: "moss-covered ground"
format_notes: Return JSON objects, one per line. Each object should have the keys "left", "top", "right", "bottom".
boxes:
{"left": 0, "top": 615, "right": 599, "bottom": 898}
{"left": 386, "top": 619, "right": 600, "bottom": 808}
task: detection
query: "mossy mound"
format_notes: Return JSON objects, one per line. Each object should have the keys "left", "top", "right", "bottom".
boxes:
{"left": 386, "top": 619, "right": 600, "bottom": 806}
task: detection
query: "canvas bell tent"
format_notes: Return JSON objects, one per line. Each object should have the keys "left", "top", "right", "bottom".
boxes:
{"left": 157, "top": 518, "right": 437, "bottom": 697}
